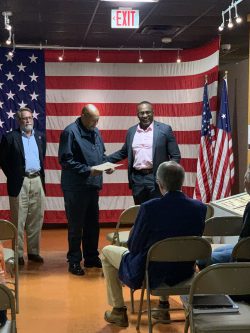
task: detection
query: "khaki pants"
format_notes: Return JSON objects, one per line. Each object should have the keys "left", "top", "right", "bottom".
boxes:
{"left": 101, "top": 245, "right": 129, "bottom": 308}
{"left": 9, "top": 176, "right": 45, "bottom": 257}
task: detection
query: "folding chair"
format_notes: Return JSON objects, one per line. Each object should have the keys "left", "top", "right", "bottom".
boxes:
{"left": 0, "top": 284, "right": 17, "bottom": 333}
{"left": 232, "top": 237, "right": 250, "bottom": 261}
{"left": 106, "top": 205, "right": 140, "bottom": 246}
{"left": 106, "top": 205, "right": 140, "bottom": 313}
{"left": 183, "top": 263, "right": 250, "bottom": 333}
{"left": 203, "top": 216, "right": 243, "bottom": 245}
{"left": 205, "top": 203, "right": 214, "bottom": 220}
{"left": 136, "top": 236, "right": 212, "bottom": 333}
{"left": 0, "top": 220, "right": 19, "bottom": 314}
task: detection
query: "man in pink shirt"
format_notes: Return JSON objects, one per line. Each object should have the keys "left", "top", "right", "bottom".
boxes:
{"left": 108, "top": 101, "right": 181, "bottom": 204}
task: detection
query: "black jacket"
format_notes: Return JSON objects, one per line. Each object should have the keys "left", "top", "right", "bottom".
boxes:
{"left": 0, "top": 129, "right": 46, "bottom": 197}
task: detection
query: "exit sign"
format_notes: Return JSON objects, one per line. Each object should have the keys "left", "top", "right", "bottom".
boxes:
{"left": 111, "top": 9, "right": 139, "bottom": 29}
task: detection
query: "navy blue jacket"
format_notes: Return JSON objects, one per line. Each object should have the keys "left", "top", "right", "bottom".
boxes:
{"left": 0, "top": 129, "right": 46, "bottom": 197}
{"left": 58, "top": 118, "right": 106, "bottom": 191}
{"left": 119, "top": 191, "right": 207, "bottom": 290}
{"left": 107, "top": 121, "right": 181, "bottom": 189}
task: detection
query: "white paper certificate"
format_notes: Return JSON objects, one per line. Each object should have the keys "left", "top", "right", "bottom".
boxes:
{"left": 92, "top": 162, "right": 123, "bottom": 171}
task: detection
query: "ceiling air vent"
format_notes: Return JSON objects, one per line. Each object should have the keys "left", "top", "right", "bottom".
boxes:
{"left": 138, "top": 25, "right": 180, "bottom": 35}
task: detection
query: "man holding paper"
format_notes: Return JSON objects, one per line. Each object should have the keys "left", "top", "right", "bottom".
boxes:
{"left": 59, "top": 104, "right": 112, "bottom": 276}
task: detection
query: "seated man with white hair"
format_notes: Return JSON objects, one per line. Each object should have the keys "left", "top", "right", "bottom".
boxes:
{"left": 101, "top": 161, "right": 207, "bottom": 327}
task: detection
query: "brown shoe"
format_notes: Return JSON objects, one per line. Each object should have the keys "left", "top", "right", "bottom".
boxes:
{"left": 104, "top": 307, "right": 129, "bottom": 327}
{"left": 151, "top": 309, "right": 170, "bottom": 321}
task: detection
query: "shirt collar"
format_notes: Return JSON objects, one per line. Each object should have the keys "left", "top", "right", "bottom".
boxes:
{"left": 137, "top": 121, "right": 154, "bottom": 133}
{"left": 21, "top": 128, "right": 34, "bottom": 137}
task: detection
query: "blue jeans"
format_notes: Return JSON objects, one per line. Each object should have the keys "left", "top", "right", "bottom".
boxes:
{"left": 197, "top": 244, "right": 234, "bottom": 268}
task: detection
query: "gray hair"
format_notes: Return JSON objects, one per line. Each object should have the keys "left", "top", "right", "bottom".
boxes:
{"left": 156, "top": 161, "right": 185, "bottom": 191}
{"left": 16, "top": 107, "right": 33, "bottom": 120}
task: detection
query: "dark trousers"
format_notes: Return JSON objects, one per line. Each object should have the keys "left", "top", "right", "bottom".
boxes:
{"left": 131, "top": 172, "right": 162, "bottom": 205}
{"left": 63, "top": 188, "right": 100, "bottom": 263}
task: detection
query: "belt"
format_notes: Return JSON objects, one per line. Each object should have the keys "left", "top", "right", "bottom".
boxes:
{"left": 25, "top": 171, "right": 40, "bottom": 178}
{"left": 133, "top": 168, "right": 153, "bottom": 175}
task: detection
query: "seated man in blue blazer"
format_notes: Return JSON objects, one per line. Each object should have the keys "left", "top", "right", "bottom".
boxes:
{"left": 101, "top": 161, "right": 207, "bottom": 327}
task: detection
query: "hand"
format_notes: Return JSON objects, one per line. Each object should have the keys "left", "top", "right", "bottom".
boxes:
{"left": 90, "top": 167, "right": 103, "bottom": 176}
{"left": 105, "top": 168, "right": 115, "bottom": 175}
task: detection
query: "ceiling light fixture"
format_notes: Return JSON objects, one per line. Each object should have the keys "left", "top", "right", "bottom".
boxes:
{"left": 8, "top": 34, "right": 15, "bottom": 58}
{"left": 2, "top": 11, "right": 13, "bottom": 46}
{"left": 218, "top": 0, "right": 244, "bottom": 31}
{"left": 138, "top": 49, "right": 143, "bottom": 63}
{"left": 176, "top": 49, "right": 181, "bottom": 63}
{"left": 227, "top": 8, "right": 234, "bottom": 29}
{"left": 234, "top": 3, "right": 242, "bottom": 23}
{"left": 96, "top": 49, "right": 101, "bottom": 62}
{"left": 218, "top": 12, "right": 224, "bottom": 31}
{"left": 58, "top": 49, "right": 64, "bottom": 61}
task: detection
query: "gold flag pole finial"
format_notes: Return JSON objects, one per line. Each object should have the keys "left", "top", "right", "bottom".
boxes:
{"left": 224, "top": 70, "right": 228, "bottom": 79}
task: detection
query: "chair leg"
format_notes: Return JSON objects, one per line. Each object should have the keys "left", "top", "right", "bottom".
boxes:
{"left": 136, "top": 284, "right": 145, "bottom": 331}
{"left": 147, "top": 289, "right": 153, "bottom": 333}
{"left": 130, "top": 288, "right": 135, "bottom": 314}
{"left": 184, "top": 318, "right": 189, "bottom": 333}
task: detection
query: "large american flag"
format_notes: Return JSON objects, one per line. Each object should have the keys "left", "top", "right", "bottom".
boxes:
{"left": 193, "top": 81, "right": 215, "bottom": 202}
{"left": 0, "top": 39, "right": 219, "bottom": 223}
{"left": 212, "top": 78, "right": 234, "bottom": 200}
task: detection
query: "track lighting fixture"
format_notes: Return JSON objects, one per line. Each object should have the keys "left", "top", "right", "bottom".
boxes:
{"left": 227, "top": 9, "right": 234, "bottom": 29}
{"left": 2, "top": 11, "right": 13, "bottom": 46}
{"left": 176, "top": 50, "right": 181, "bottom": 63}
{"left": 218, "top": 0, "right": 244, "bottom": 32}
{"left": 6, "top": 36, "right": 11, "bottom": 45}
{"left": 96, "top": 49, "right": 101, "bottom": 62}
{"left": 58, "top": 49, "right": 64, "bottom": 61}
{"left": 138, "top": 50, "right": 143, "bottom": 63}
{"left": 8, "top": 34, "right": 15, "bottom": 58}
{"left": 234, "top": 3, "right": 242, "bottom": 23}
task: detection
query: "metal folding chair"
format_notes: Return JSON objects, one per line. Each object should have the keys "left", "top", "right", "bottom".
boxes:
{"left": 0, "top": 220, "right": 19, "bottom": 313}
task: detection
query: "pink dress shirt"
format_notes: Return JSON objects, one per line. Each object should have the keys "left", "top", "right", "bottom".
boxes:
{"left": 132, "top": 122, "right": 154, "bottom": 170}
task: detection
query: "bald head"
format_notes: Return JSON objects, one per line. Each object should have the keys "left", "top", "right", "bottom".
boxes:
{"left": 81, "top": 104, "right": 100, "bottom": 130}
{"left": 156, "top": 161, "right": 185, "bottom": 193}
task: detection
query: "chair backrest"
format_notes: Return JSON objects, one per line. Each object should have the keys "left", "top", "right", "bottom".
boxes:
{"left": 189, "top": 263, "right": 250, "bottom": 299}
{"left": 0, "top": 220, "right": 17, "bottom": 242}
{"left": 146, "top": 236, "right": 212, "bottom": 267}
{"left": 116, "top": 205, "right": 140, "bottom": 229}
{"left": 203, "top": 216, "right": 243, "bottom": 237}
{"left": 205, "top": 203, "right": 214, "bottom": 220}
{"left": 0, "top": 284, "right": 16, "bottom": 332}
{"left": 232, "top": 237, "right": 250, "bottom": 261}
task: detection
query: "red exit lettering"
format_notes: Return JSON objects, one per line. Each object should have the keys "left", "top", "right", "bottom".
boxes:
{"left": 116, "top": 10, "right": 136, "bottom": 27}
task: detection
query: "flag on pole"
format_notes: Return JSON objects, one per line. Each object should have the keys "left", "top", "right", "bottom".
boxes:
{"left": 193, "top": 77, "right": 215, "bottom": 202}
{"left": 211, "top": 75, "right": 234, "bottom": 200}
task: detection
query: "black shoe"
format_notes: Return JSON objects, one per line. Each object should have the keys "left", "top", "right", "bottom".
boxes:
{"left": 84, "top": 257, "right": 102, "bottom": 268}
{"left": 18, "top": 257, "right": 25, "bottom": 265}
{"left": 68, "top": 263, "right": 85, "bottom": 276}
{"left": 28, "top": 254, "right": 44, "bottom": 263}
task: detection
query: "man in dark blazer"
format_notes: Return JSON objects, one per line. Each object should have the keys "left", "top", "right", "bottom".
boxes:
{"left": 101, "top": 161, "right": 207, "bottom": 327}
{"left": 107, "top": 101, "right": 181, "bottom": 204}
{"left": 0, "top": 107, "right": 46, "bottom": 265}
